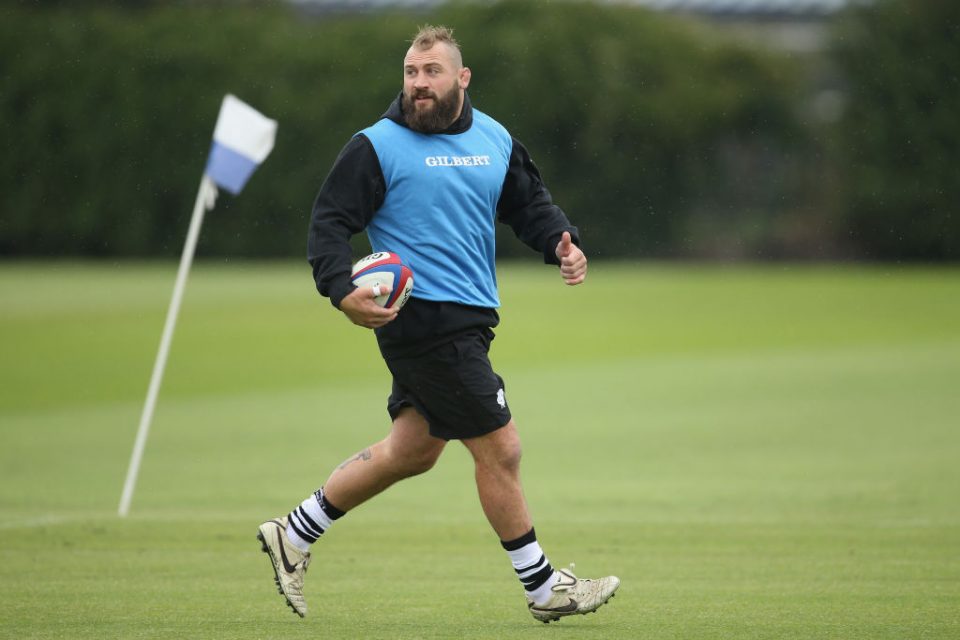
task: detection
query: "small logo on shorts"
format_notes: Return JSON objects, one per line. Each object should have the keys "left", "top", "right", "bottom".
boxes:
{"left": 496, "top": 388, "right": 506, "bottom": 409}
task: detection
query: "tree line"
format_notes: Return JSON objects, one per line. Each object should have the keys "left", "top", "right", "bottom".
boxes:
{"left": 1, "top": 0, "right": 957, "bottom": 260}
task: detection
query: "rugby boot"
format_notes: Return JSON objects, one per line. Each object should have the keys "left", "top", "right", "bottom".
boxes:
{"left": 257, "top": 516, "right": 311, "bottom": 617}
{"left": 527, "top": 566, "right": 620, "bottom": 623}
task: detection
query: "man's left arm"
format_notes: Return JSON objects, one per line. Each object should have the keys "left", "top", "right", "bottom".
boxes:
{"left": 496, "top": 137, "right": 587, "bottom": 285}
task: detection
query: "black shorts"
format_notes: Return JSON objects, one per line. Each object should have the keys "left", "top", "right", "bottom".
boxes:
{"left": 385, "top": 328, "right": 511, "bottom": 440}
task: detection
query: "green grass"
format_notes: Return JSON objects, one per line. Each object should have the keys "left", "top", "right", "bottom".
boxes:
{"left": 1, "top": 261, "right": 958, "bottom": 639}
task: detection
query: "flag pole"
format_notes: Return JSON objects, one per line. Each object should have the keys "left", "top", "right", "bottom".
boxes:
{"left": 118, "top": 175, "right": 217, "bottom": 517}
{"left": 118, "top": 93, "right": 275, "bottom": 517}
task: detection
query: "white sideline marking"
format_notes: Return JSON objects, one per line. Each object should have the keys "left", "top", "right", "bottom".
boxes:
{"left": 0, "top": 514, "right": 76, "bottom": 530}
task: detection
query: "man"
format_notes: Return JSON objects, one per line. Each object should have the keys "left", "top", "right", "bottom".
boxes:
{"left": 257, "top": 25, "right": 619, "bottom": 624}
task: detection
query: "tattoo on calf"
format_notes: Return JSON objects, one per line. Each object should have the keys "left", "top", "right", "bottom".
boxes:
{"left": 338, "top": 448, "right": 372, "bottom": 470}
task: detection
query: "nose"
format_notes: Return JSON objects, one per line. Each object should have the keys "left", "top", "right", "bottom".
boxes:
{"left": 412, "top": 71, "right": 429, "bottom": 88}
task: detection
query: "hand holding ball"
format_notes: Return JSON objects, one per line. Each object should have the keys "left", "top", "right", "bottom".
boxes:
{"left": 350, "top": 252, "right": 414, "bottom": 310}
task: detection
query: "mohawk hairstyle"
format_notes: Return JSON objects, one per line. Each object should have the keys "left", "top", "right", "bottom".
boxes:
{"left": 410, "top": 24, "right": 463, "bottom": 66}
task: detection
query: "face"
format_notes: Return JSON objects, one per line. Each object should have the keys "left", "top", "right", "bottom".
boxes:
{"left": 402, "top": 42, "right": 471, "bottom": 133}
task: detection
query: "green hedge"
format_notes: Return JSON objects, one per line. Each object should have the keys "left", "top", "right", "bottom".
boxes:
{"left": 1, "top": 2, "right": 808, "bottom": 259}
{"left": 831, "top": 0, "right": 960, "bottom": 260}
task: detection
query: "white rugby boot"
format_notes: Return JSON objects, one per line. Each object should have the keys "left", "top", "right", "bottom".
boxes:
{"left": 527, "top": 566, "right": 620, "bottom": 623}
{"left": 257, "top": 516, "right": 311, "bottom": 617}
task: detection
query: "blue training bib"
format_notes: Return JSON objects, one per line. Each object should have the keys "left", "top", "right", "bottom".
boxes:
{"left": 360, "top": 110, "right": 512, "bottom": 308}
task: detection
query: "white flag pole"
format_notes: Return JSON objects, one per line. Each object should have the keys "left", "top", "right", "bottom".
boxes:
{"left": 118, "top": 175, "right": 218, "bottom": 517}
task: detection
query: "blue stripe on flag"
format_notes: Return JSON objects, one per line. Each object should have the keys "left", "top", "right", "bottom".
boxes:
{"left": 205, "top": 141, "right": 259, "bottom": 194}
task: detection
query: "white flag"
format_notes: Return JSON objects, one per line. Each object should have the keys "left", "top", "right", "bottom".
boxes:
{"left": 204, "top": 95, "right": 277, "bottom": 194}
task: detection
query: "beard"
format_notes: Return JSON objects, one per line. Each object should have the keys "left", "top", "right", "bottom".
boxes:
{"left": 402, "top": 81, "right": 462, "bottom": 133}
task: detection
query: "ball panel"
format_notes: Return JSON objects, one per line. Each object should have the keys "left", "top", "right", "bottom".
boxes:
{"left": 351, "top": 251, "right": 400, "bottom": 274}
{"left": 385, "top": 269, "right": 414, "bottom": 309}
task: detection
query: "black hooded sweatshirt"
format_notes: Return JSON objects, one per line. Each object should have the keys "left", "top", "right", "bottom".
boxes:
{"left": 307, "top": 92, "right": 580, "bottom": 358}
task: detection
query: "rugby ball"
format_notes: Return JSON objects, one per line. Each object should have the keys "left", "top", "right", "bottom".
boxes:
{"left": 350, "top": 252, "right": 414, "bottom": 310}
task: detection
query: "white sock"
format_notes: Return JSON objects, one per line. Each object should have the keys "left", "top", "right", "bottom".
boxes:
{"left": 526, "top": 571, "right": 559, "bottom": 605}
{"left": 503, "top": 532, "right": 558, "bottom": 605}
{"left": 285, "top": 488, "right": 344, "bottom": 552}
{"left": 285, "top": 522, "right": 312, "bottom": 552}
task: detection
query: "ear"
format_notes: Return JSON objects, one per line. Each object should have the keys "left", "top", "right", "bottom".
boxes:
{"left": 459, "top": 66, "right": 472, "bottom": 90}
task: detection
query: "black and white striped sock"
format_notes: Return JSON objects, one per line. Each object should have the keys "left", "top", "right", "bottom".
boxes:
{"left": 501, "top": 528, "right": 557, "bottom": 605}
{"left": 285, "top": 487, "right": 345, "bottom": 552}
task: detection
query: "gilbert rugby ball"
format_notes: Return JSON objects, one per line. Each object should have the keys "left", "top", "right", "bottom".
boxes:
{"left": 350, "top": 252, "right": 414, "bottom": 310}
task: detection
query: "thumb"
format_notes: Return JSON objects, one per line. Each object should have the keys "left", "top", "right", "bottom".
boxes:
{"left": 556, "top": 231, "right": 573, "bottom": 257}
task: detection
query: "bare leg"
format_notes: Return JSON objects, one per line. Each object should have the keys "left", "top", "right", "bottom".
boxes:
{"left": 461, "top": 420, "right": 532, "bottom": 541}
{"left": 323, "top": 407, "right": 446, "bottom": 511}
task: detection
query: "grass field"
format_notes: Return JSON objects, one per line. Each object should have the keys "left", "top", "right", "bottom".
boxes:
{"left": 1, "top": 261, "right": 958, "bottom": 639}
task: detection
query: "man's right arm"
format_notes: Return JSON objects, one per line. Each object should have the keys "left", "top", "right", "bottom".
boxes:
{"left": 307, "top": 134, "right": 385, "bottom": 308}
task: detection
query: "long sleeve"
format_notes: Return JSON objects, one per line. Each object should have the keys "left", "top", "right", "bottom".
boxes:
{"left": 307, "top": 134, "right": 385, "bottom": 308}
{"left": 496, "top": 137, "right": 580, "bottom": 265}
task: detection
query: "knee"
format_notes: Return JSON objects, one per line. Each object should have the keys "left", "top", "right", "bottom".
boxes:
{"left": 478, "top": 433, "right": 523, "bottom": 475}
{"left": 392, "top": 443, "right": 443, "bottom": 478}
{"left": 498, "top": 441, "right": 523, "bottom": 475}
{"left": 407, "top": 447, "right": 442, "bottom": 476}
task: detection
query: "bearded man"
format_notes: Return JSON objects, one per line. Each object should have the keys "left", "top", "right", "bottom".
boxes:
{"left": 257, "top": 24, "right": 619, "bottom": 624}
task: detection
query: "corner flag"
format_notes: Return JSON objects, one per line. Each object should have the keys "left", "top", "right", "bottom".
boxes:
{"left": 119, "top": 95, "right": 277, "bottom": 517}
{"left": 206, "top": 95, "right": 278, "bottom": 194}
